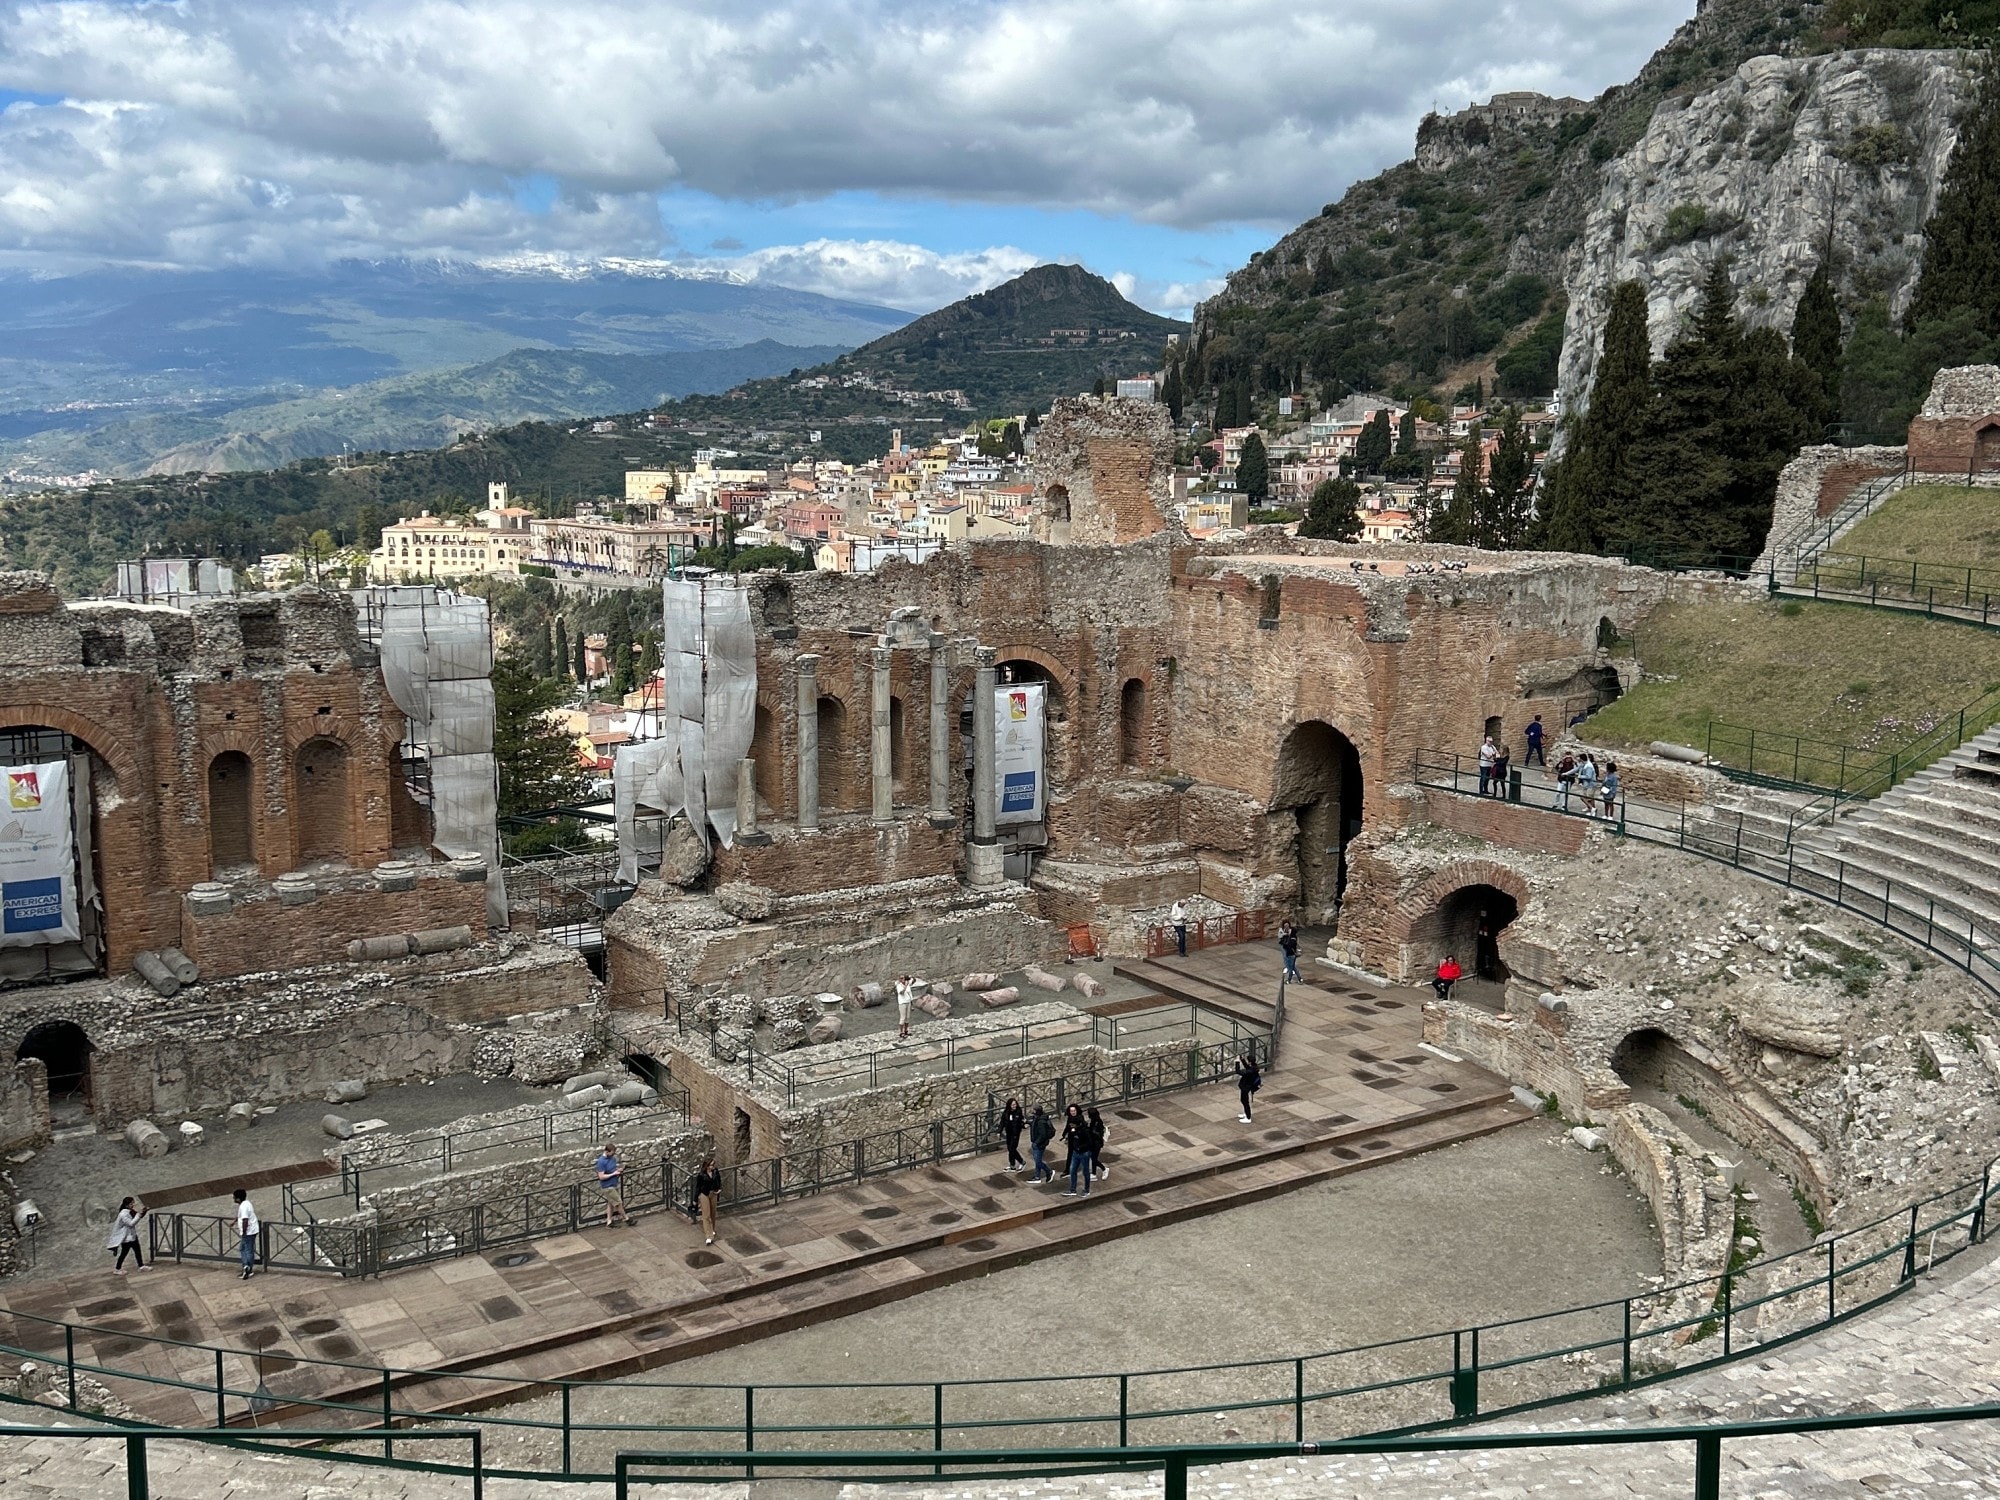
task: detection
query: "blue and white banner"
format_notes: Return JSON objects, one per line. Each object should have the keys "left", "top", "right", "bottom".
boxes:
{"left": 994, "top": 683, "right": 1046, "bottom": 827}
{"left": 0, "top": 761, "right": 80, "bottom": 947}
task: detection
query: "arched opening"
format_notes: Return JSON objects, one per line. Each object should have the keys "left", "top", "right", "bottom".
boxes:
{"left": 18, "top": 1019, "right": 93, "bottom": 1124}
{"left": 816, "top": 695, "right": 849, "bottom": 813}
{"left": 1976, "top": 422, "right": 2000, "bottom": 474}
{"left": 294, "top": 736, "right": 351, "bottom": 865}
{"left": 1270, "top": 721, "right": 1363, "bottom": 924}
{"left": 1119, "top": 678, "right": 1148, "bottom": 767}
{"left": 749, "top": 703, "right": 779, "bottom": 818}
{"left": 1595, "top": 616, "right": 1620, "bottom": 651}
{"left": 0, "top": 724, "right": 109, "bottom": 981}
{"left": 1045, "top": 484, "right": 1071, "bottom": 523}
{"left": 889, "top": 695, "right": 908, "bottom": 798}
{"left": 1410, "top": 883, "right": 1521, "bottom": 996}
{"left": 996, "top": 657, "right": 1067, "bottom": 801}
{"left": 207, "top": 750, "right": 255, "bottom": 875}
{"left": 1483, "top": 714, "right": 1503, "bottom": 743}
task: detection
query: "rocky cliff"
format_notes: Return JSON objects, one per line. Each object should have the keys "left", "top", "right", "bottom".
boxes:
{"left": 1556, "top": 48, "right": 1974, "bottom": 421}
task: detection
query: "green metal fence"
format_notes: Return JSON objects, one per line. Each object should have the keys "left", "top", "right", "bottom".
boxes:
{"left": 14, "top": 1158, "right": 1997, "bottom": 1482}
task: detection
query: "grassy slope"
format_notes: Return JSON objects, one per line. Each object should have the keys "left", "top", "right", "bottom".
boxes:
{"left": 1837, "top": 485, "right": 2000, "bottom": 567}
{"left": 1586, "top": 598, "right": 2000, "bottom": 757}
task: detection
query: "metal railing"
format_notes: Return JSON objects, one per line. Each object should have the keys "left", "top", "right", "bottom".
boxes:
{"left": 1412, "top": 751, "right": 2000, "bottom": 996}
{"left": 149, "top": 1027, "right": 1272, "bottom": 1281}
{"left": 1697, "top": 679, "right": 2000, "bottom": 800}
{"left": 0, "top": 1426, "right": 485, "bottom": 1500}
{"left": 1144, "top": 907, "right": 1273, "bottom": 959}
{"left": 19, "top": 1162, "right": 2000, "bottom": 1481}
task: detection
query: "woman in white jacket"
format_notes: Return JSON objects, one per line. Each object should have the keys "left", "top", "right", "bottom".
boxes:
{"left": 106, "top": 1196, "right": 150, "bottom": 1275}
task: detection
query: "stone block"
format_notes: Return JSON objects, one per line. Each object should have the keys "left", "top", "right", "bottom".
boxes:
{"left": 224, "top": 1102, "right": 256, "bottom": 1131}
{"left": 321, "top": 1114, "right": 354, "bottom": 1141}
{"left": 716, "top": 882, "right": 778, "bottom": 921}
{"left": 177, "top": 1121, "right": 204, "bottom": 1149}
{"left": 1976, "top": 1034, "right": 2000, "bottom": 1083}
{"left": 1568, "top": 1127, "right": 1604, "bottom": 1152}
{"left": 963, "top": 971, "right": 1002, "bottom": 992}
{"left": 449, "top": 855, "right": 489, "bottom": 883}
{"left": 808, "top": 1015, "right": 845, "bottom": 1045}
{"left": 124, "top": 1120, "right": 167, "bottom": 1159}
{"left": 186, "top": 882, "right": 234, "bottom": 917}
{"left": 1709, "top": 1153, "right": 1744, "bottom": 1189}
{"left": 1921, "top": 1030, "right": 1963, "bottom": 1081}
{"left": 1736, "top": 982, "right": 1842, "bottom": 1058}
{"left": 563, "top": 1085, "right": 610, "bottom": 1110}
{"left": 929, "top": 981, "right": 953, "bottom": 997}
{"left": 325, "top": 1080, "right": 367, "bottom": 1105}
{"left": 849, "top": 981, "right": 886, "bottom": 1009}
{"left": 1073, "top": 974, "right": 1105, "bottom": 999}
{"left": 1022, "top": 965, "right": 1066, "bottom": 993}
{"left": 770, "top": 1019, "right": 809, "bottom": 1051}
{"left": 977, "top": 987, "right": 1022, "bottom": 1008}
{"left": 274, "top": 875, "right": 318, "bottom": 907}
{"left": 916, "top": 993, "right": 953, "bottom": 1020}
{"left": 373, "top": 859, "right": 419, "bottom": 892}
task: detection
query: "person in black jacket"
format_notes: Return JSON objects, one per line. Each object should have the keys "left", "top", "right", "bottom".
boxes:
{"left": 1236, "top": 1052, "right": 1262, "bottom": 1124}
{"left": 1000, "top": 1098, "right": 1026, "bottom": 1171}
{"left": 1061, "top": 1103, "right": 1091, "bottom": 1197}
{"left": 692, "top": 1156, "right": 723, "bottom": 1246}
{"left": 1028, "top": 1105, "right": 1055, "bottom": 1183}
{"left": 1086, "top": 1106, "right": 1109, "bottom": 1181}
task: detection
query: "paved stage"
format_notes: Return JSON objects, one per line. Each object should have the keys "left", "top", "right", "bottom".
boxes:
{"left": 0, "top": 949, "right": 1529, "bottom": 1430}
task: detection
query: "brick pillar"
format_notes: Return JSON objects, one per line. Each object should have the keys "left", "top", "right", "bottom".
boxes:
{"left": 795, "top": 653, "right": 820, "bottom": 832}
{"left": 928, "top": 632, "right": 955, "bottom": 828}
{"left": 968, "top": 647, "right": 1002, "bottom": 886}
{"left": 870, "top": 645, "right": 893, "bottom": 824}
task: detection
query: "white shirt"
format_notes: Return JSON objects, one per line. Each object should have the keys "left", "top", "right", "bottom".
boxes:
{"left": 895, "top": 980, "right": 913, "bottom": 1014}
{"left": 1170, "top": 903, "right": 1186, "bottom": 924}
{"left": 1478, "top": 739, "right": 1496, "bottom": 768}
{"left": 105, "top": 1208, "right": 140, "bottom": 1250}
{"left": 236, "top": 1200, "right": 260, "bottom": 1237}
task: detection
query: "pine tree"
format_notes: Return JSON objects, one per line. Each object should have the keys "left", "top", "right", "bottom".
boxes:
{"left": 1790, "top": 263, "right": 1844, "bottom": 434}
{"left": 1299, "top": 478, "right": 1364, "bottom": 540}
{"left": 553, "top": 616, "right": 570, "bottom": 681}
{"left": 1906, "top": 49, "right": 2000, "bottom": 341}
{"left": 1236, "top": 433, "right": 1269, "bottom": 500}
{"left": 1541, "top": 280, "right": 1652, "bottom": 553}
{"left": 492, "top": 655, "right": 591, "bottom": 817}
{"left": 1481, "top": 408, "right": 1533, "bottom": 548}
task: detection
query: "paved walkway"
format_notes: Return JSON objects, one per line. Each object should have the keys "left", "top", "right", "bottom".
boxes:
{"left": 0, "top": 961, "right": 1526, "bottom": 1433}
{"left": 6, "top": 1236, "right": 2000, "bottom": 1495}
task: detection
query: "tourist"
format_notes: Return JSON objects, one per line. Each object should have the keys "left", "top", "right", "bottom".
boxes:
{"left": 1278, "top": 922, "right": 1301, "bottom": 984}
{"left": 1236, "top": 1052, "right": 1262, "bottom": 1123}
{"left": 595, "top": 1142, "right": 630, "bottom": 1228}
{"left": 1477, "top": 733, "right": 1497, "bottom": 796}
{"left": 1170, "top": 899, "right": 1188, "bottom": 957}
{"left": 895, "top": 974, "right": 914, "bottom": 1039}
{"left": 1433, "top": 954, "right": 1462, "bottom": 1001}
{"left": 1475, "top": 913, "right": 1499, "bottom": 981}
{"left": 1000, "top": 1097, "right": 1026, "bottom": 1171}
{"left": 1491, "top": 742, "right": 1511, "bottom": 799}
{"left": 1061, "top": 1103, "right": 1091, "bottom": 1196}
{"left": 1601, "top": 762, "right": 1622, "bottom": 821}
{"left": 1575, "top": 754, "right": 1600, "bottom": 814}
{"left": 1028, "top": 1105, "right": 1055, "bottom": 1184}
{"left": 1524, "top": 713, "right": 1546, "bottom": 768}
{"left": 694, "top": 1155, "right": 723, "bottom": 1245}
{"left": 1087, "top": 1106, "right": 1110, "bottom": 1181}
{"left": 231, "top": 1189, "right": 259, "bottom": 1280}
{"left": 106, "top": 1196, "right": 149, "bottom": 1276}
{"left": 1555, "top": 752, "right": 1577, "bottom": 810}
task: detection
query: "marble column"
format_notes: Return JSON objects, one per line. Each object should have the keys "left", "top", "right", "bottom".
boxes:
{"left": 870, "top": 645, "right": 894, "bottom": 824}
{"left": 927, "top": 633, "right": 954, "bottom": 827}
{"left": 795, "top": 653, "right": 820, "bottom": 832}
{"left": 735, "top": 757, "right": 767, "bottom": 844}
{"left": 968, "top": 646, "right": 1003, "bottom": 886}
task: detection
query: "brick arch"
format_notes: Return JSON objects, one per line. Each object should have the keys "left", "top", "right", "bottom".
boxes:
{"left": 284, "top": 713, "right": 367, "bottom": 754}
{"left": 987, "top": 644, "right": 1079, "bottom": 707}
{"left": 0, "top": 705, "right": 139, "bottom": 792}
{"left": 1389, "top": 859, "right": 1532, "bottom": 943}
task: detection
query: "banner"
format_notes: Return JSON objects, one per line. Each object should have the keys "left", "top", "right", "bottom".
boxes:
{"left": 0, "top": 761, "right": 80, "bottom": 948}
{"left": 994, "top": 683, "right": 1046, "bottom": 827}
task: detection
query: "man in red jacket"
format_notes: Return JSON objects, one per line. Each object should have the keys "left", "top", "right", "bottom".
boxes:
{"left": 1433, "top": 955, "right": 1463, "bottom": 1001}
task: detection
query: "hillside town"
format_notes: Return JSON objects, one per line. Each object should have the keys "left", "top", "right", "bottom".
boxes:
{"left": 360, "top": 386, "right": 1554, "bottom": 584}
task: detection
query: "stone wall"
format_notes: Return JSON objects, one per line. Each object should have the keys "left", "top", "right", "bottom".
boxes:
{"left": 360, "top": 1120, "right": 711, "bottom": 1222}
{"left": 178, "top": 864, "right": 490, "bottom": 979}
{"left": 712, "top": 817, "right": 959, "bottom": 896}
{"left": 1907, "top": 364, "right": 2000, "bottom": 476}
{"left": 0, "top": 1058, "right": 48, "bottom": 1153}
{"left": 1759, "top": 444, "right": 1908, "bottom": 569}
{"left": 1029, "top": 397, "right": 1179, "bottom": 545}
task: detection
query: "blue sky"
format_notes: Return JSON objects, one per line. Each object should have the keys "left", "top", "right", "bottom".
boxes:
{"left": 0, "top": 0, "right": 1699, "bottom": 318}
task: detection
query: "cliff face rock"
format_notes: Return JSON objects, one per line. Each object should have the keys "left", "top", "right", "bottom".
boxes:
{"left": 1557, "top": 49, "right": 1973, "bottom": 420}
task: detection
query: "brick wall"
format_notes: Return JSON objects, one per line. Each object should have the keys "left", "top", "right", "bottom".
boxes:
{"left": 1908, "top": 414, "right": 2000, "bottom": 475}
{"left": 1421, "top": 791, "right": 1589, "bottom": 856}
{"left": 713, "top": 817, "right": 959, "bottom": 896}
{"left": 178, "top": 871, "right": 490, "bottom": 978}
{"left": 1817, "top": 457, "right": 1905, "bottom": 516}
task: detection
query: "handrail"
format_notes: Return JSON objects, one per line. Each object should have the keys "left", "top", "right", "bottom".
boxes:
{"left": 32, "top": 1144, "right": 1998, "bottom": 1481}
{"left": 0, "top": 1425, "right": 484, "bottom": 1498}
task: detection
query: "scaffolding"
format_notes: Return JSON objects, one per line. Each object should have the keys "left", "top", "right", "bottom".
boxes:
{"left": 615, "top": 575, "right": 757, "bottom": 883}
{"left": 354, "top": 585, "right": 504, "bottom": 925}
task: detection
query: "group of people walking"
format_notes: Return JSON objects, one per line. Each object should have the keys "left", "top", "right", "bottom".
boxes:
{"left": 1553, "top": 752, "right": 1621, "bottom": 817}
{"left": 1000, "top": 1099, "right": 1111, "bottom": 1195}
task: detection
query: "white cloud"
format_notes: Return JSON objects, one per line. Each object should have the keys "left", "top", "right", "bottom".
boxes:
{"left": 692, "top": 240, "right": 1041, "bottom": 311}
{"left": 0, "top": 0, "right": 1696, "bottom": 283}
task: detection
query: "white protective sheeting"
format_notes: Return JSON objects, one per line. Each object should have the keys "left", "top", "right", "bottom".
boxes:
{"left": 613, "top": 737, "right": 674, "bottom": 886}
{"left": 701, "top": 585, "right": 758, "bottom": 848}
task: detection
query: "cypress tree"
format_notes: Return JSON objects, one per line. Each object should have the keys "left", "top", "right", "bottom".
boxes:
{"left": 1429, "top": 430, "right": 1484, "bottom": 546}
{"left": 573, "top": 629, "right": 587, "bottom": 685}
{"left": 1541, "top": 280, "right": 1652, "bottom": 553}
{"left": 1162, "top": 364, "right": 1185, "bottom": 425}
{"left": 1354, "top": 409, "right": 1393, "bottom": 474}
{"left": 1236, "top": 432, "right": 1269, "bottom": 500}
{"left": 1482, "top": 408, "right": 1533, "bottom": 548}
{"left": 553, "top": 616, "right": 570, "bottom": 681}
{"left": 530, "top": 616, "right": 553, "bottom": 678}
{"left": 1790, "top": 263, "right": 1844, "bottom": 434}
{"left": 1906, "top": 48, "right": 2000, "bottom": 341}
{"left": 1311, "top": 248, "right": 1337, "bottom": 295}
{"left": 1299, "top": 478, "right": 1364, "bottom": 540}
{"left": 1396, "top": 408, "right": 1418, "bottom": 456}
